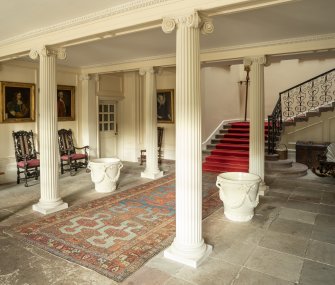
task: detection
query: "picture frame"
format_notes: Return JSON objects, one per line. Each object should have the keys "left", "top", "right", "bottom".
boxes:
{"left": 157, "top": 89, "right": 174, "bottom": 123}
{"left": 57, "top": 85, "right": 75, "bottom": 121}
{"left": 1, "top": 81, "right": 35, "bottom": 123}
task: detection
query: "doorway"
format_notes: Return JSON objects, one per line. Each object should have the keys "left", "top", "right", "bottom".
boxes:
{"left": 98, "top": 100, "right": 118, "bottom": 158}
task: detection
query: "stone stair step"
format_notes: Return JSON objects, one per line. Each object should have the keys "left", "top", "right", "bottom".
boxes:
{"left": 265, "top": 159, "right": 293, "bottom": 170}
{"left": 265, "top": 162, "right": 308, "bottom": 177}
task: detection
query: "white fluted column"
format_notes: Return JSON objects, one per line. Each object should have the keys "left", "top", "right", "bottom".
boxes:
{"left": 80, "top": 74, "right": 98, "bottom": 158}
{"left": 140, "top": 67, "right": 163, "bottom": 179}
{"left": 30, "top": 46, "right": 68, "bottom": 214}
{"left": 244, "top": 56, "right": 268, "bottom": 196}
{"left": 162, "top": 11, "right": 213, "bottom": 268}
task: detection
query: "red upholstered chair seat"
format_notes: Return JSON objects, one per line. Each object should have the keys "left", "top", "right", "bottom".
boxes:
{"left": 17, "top": 159, "right": 40, "bottom": 168}
{"left": 61, "top": 153, "right": 87, "bottom": 161}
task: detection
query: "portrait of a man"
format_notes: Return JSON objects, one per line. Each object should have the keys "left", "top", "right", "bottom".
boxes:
{"left": 157, "top": 89, "right": 174, "bottom": 123}
{"left": 57, "top": 85, "right": 75, "bottom": 121}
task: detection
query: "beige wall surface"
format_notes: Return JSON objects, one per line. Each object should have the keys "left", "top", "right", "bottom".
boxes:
{"left": 1, "top": 56, "right": 334, "bottom": 182}
{"left": 0, "top": 61, "right": 80, "bottom": 182}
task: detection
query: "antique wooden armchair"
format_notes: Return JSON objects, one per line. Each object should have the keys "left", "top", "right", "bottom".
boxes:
{"left": 58, "top": 129, "right": 89, "bottom": 175}
{"left": 140, "top": 127, "right": 164, "bottom": 165}
{"left": 12, "top": 130, "right": 40, "bottom": 187}
{"left": 312, "top": 142, "right": 335, "bottom": 177}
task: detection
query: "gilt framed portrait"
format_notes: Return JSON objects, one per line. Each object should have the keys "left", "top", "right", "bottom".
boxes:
{"left": 157, "top": 89, "right": 174, "bottom": 123}
{"left": 57, "top": 85, "right": 75, "bottom": 121}
{"left": 1, "top": 81, "right": 35, "bottom": 123}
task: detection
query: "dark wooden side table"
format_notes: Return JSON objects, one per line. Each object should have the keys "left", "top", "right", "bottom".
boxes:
{"left": 296, "top": 141, "right": 329, "bottom": 169}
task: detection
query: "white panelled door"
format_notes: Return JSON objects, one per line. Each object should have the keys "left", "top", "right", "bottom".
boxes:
{"left": 98, "top": 101, "right": 118, "bottom": 158}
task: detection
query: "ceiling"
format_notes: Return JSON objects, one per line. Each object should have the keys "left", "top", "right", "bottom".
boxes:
{"left": 2, "top": 0, "right": 335, "bottom": 68}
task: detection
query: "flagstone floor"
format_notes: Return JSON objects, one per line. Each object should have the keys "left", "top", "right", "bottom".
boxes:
{"left": 0, "top": 161, "right": 335, "bottom": 285}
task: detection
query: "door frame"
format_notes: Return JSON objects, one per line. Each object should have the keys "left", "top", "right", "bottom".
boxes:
{"left": 96, "top": 97, "right": 118, "bottom": 158}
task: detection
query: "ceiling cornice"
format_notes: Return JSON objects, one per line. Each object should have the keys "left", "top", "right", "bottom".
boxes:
{"left": 0, "top": 0, "right": 170, "bottom": 48}
{"left": 0, "top": 0, "right": 297, "bottom": 61}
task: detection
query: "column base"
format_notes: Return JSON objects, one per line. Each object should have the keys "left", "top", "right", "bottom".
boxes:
{"left": 258, "top": 182, "right": 269, "bottom": 196}
{"left": 33, "top": 200, "right": 68, "bottom": 215}
{"left": 164, "top": 242, "right": 212, "bottom": 268}
{"left": 141, "top": 170, "right": 163, "bottom": 179}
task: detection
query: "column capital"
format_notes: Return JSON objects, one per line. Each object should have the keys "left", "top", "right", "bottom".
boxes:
{"left": 79, "top": 74, "right": 92, "bottom": 81}
{"left": 243, "top": 55, "right": 267, "bottom": 67}
{"left": 29, "top": 46, "right": 66, "bottom": 60}
{"left": 162, "top": 11, "right": 213, "bottom": 35}
{"left": 139, "top": 67, "right": 156, "bottom": 76}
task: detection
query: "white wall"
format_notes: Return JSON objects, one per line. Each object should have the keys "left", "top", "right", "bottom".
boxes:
{"left": 156, "top": 67, "right": 176, "bottom": 160}
{"left": 0, "top": 60, "right": 80, "bottom": 183}
{"left": 200, "top": 57, "right": 335, "bottom": 144}
{"left": 264, "top": 57, "right": 335, "bottom": 116}
{"left": 201, "top": 65, "right": 243, "bottom": 142}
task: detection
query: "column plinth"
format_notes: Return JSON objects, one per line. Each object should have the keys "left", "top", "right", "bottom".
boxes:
{"left": 30, "top": 46, "right": 68, "bottom": 214}
{"left": 244, "top": 56, "right": 268, "bottom": 196}
{"left": 162, "top": 11, "right": 213, "bottom": 268}
{"left": 140, "top": 67, "right": 163, "bottom": 179}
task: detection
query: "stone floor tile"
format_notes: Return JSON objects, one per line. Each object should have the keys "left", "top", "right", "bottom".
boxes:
{"left": 259, "top": 231, "right": 309, "bottom": 257}
{"left": 306, "top": 239, "right": 335, "bottom": 266}
{"left": 121, "top": 266, "right": 170, "bottom": 285}
{"left": 299, "top": 260, "right": 335, "bottom": 285}
{"left": 278, "top": 207, "right": 317, "bottom": 225}
{"left": 315, "top": 214, "right": 335, "bottom": 228}
{"left": 233, "top": 268, "right": 295, "bottom": 285}
{"left": 318, "top": 204, "right": 335, "bottom": 216}
{"left": 217, "top": 223, "right": 265, "bottom": 245}
{"left": 164, "top": 277, "right": 195, "bottom": 285}
{"left": 289, "top": 189, "right": 322, "bottom": 203}
{"left": 268, "top": 186, "right": 295, "bottom": 195}
{"left": 146, "top": 252, "right": 185, "bottom": 276}
{"left": 211, "top": 241, "right": 256, "bottom": 266}
{"left": 174, "top": 257, "right": 240, "bottom": 285}
{"left": 268, "top": 218, "right": 313, "bottom": 239}
{"left": 284, "top": 199, "right": 319, "bottom": 213}
{"left": 311, "top": 226, "right": 335, "bottom": 245}
{"left": 321, "top": 192, "right": 335, "bottom": 205}
{"left": 245, "top": 247, "right": 303, "bottom": 282}
{"left": 266, "top": 190, "right": 291, "bottom": 199}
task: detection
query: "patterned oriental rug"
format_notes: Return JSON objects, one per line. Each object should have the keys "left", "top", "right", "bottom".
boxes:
{"left": 9, "top": 173, "right": 222, "bottom": 283}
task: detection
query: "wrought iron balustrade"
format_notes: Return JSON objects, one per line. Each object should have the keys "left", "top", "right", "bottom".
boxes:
{"left": 268, "top": 68, "right": 335, "bottom": 155}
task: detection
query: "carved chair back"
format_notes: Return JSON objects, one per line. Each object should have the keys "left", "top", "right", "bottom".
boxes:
{"left": 58, "top": 129, "right": 76, "bottom": 156}
{"left": 12, "top": 130, "right": 38, "bottom": 163}
{"left": 58, "top": 128, "right": 89, "bottom": 175}
{"left": 12, "top": 130, "right": 40, "bottom": 186}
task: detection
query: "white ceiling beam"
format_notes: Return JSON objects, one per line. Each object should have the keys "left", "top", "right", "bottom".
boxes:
{"left": 0, "top": 0, "right": 297, "bottom": 61}
{"left": 81, "top": 33, "right": 335, "bottom": 74}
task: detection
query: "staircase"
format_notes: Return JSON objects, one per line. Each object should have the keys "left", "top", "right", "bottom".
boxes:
{"left": 202, "top": 122, "right": 268, "bottom": 173}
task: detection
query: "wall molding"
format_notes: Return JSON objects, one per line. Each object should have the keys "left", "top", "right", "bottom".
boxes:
{"left": 0, "top": 0, "right": 170, "bottom": 48}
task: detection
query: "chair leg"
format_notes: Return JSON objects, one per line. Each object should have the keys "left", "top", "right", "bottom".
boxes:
{"left": 24, "top": 168, "right": 28, "bottom": 187}
{"left": 35, "top": 167, "right": 39, "bottom": 180}
{"left": 61, "top": 160, "right": 64, "bottom": 174}
{"left": 17, "top": 168, "right": 20, "bottom": 184}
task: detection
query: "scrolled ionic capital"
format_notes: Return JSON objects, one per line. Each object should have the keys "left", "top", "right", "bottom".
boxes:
{"left": 29, "top": 46, "right": 67, "bottom": 60}
{"left": 139, "top": 67, "right": 156, "bottom": 76}
{"left": 243, "top": 55, "right": 267, "bottom": 68}
{"left": 79, "top": 74, "right": 92, "bottom": 81}
{"left": 162, "top": 11, "right": 213, "bottom": 34}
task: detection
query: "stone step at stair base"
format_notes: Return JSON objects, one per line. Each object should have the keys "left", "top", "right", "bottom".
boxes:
{"left": 265, "top": 159, "right": 293, "bottom": 170}
{"left": 265, "top": 162, "right": 308, "bottom": 178}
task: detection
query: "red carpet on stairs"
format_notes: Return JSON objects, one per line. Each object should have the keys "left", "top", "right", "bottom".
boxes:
{"left": 202, "top": 122, "right": 268, "bottom": 173}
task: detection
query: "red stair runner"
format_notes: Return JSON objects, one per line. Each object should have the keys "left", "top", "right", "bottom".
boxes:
{"left": 202, "top": 122, "right": 268, "bottom": 173}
